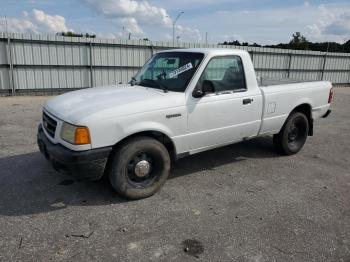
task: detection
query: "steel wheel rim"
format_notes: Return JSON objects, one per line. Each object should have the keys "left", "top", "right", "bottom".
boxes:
{"left": 287, "top": 117, "right": 307, "bottom": 147}
{"left": 126, "top": 151, "right": 160, "bottom": 187}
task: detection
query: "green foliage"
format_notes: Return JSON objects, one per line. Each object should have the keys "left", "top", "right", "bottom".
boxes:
{"left": 220, "top": 32, "right": 350, "bottom": 53}
{"left": 289, "top": 32, "right": 309, "bottom": 50}
{"left": 56, "top": 31, "right": 96, "bottom": 38}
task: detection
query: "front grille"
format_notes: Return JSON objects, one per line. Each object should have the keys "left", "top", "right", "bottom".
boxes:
{"left": 42, "top": 112, "right": 57, "bottom": 138}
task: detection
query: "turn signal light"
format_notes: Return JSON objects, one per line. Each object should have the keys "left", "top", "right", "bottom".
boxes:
{"left": 75, "top": 127, "right": 91, "bottom": 145}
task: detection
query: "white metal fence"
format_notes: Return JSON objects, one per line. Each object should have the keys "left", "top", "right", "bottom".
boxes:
{"left": 1, "top": 32, "right": 349, "bottom": 95}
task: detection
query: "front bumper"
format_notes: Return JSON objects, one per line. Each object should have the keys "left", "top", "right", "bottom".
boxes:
{"left": 37, "top": 124, "right": 112, "bottom": 180}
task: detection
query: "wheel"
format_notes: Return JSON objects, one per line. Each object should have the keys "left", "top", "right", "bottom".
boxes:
{"left": 108, "top": 136, "right": 171, "bottom": 199}
{"left": 273, "top": 112, "right": 309, "bottom": 155}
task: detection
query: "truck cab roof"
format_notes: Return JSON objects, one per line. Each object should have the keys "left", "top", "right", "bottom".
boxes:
{"left": 157, "top": 48, "right": 249, "bottom": 57}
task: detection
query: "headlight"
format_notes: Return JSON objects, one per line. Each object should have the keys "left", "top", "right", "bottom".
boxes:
{"left": 61, "top": 122, "right": 91, "bottom": 145}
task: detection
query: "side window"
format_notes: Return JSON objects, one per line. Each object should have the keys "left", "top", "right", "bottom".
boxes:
{"left": 197, "top": 56, "right": 246, "bottom": 92}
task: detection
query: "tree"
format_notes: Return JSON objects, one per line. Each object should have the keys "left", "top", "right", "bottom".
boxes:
{"left": 219, "top": 35, "right": 349, "bottom": 53}
{"left": 56, "top": 31, "right": 96, "bottom": 38}
{"left": 289, "top": 32, "right": 309, "bottom": 50}
{"left": 251, "top": 43, "right": 261, "bottom": 47}
{"left": 344, "top": 40, "right": 350, "bottom": 52}
{"left": 219, "top": 40, "right": 241, "bottom": 46}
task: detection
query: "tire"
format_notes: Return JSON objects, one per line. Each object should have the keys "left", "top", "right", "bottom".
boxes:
{"left": 108, "top": 136, "right": 171, "bottom": 199}
{"left": 273, "top": 112, "right": 309, "bottom": 155}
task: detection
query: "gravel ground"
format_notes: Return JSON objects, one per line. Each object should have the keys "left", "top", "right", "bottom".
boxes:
{"left": 0, "top": 88, "right": 349, "bottom": 261}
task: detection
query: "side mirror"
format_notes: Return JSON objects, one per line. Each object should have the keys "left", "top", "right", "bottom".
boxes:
{"left": 192, "top": 80, "right": 215, "bottom": 98}
{"left": 202, "top": 80, "right": 215, "bottom": 93}
{"left": 192, "top": 89, "right": 204, "bottom": 98}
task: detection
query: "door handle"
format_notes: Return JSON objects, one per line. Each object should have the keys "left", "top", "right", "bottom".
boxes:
{"left": 243, "top": 98, "right": 253, "bottom": 105}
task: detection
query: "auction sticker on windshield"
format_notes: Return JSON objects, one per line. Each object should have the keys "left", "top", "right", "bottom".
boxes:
{"left": 169, "top": 63, "right": 193, "bottom": 78}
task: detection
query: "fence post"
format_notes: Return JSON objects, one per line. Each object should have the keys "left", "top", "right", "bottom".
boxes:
{"left": 6, "top": 35, "right": 15, "bottom": 95}
{"left": 89, "top": 41, "right": 93, "bottom": 87}
{"left": 150, "top": 43, "right": 154, "bottom": 56}
{"left": 287, "top": 53, "right": 292, "bottom": 78}
{"left": 321, "top": 53, "right": 327, "bottom": 80}
{"left": 250, "top": 51, "right": 254, "bottom": 62}
{"left": 349, "top": 57, "right": 350, "bottom": 85}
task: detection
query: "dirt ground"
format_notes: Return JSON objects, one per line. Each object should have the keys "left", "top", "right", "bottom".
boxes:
{"left": 0, "top": 88, "right": 349, "bottom": 261}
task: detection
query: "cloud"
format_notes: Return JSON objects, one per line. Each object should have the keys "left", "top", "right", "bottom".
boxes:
{"left": 306, "top": 5, "right": 350, "bottom": 41}
{"left": 2, "top": 1, "right": 348, "bottom": 44}
{"left": 175, "top": 24, "right": 202, "bottom": 42}
{"left": 325, "top": 22, "right": 350, "bottom": 36}
{"left": 151, "top": 0, "right": 241, "bottom": 11}
{"left": 0, "top": 17, "right": 36, "bottom": 33}
{"left": 81, "top": 0, "right": 201, "bottom": 41}
{"left": 0, "top": 9, "right": 70, "bottom": 34}
{"left": 115, "top": 17, "right": 144, "bottom": 35}
{"left": 30, "top": 9, "right": 69, "bottom": 33}
{"left": 82, "top": 0, "right": 172, "bottom": 33}
{"left": 181, "top": 2, "right": 350, "bottom": 44}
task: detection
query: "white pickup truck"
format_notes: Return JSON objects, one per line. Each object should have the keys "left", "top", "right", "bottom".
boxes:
{"left": 37, "top": 48, "right": 332, "bottom": 199}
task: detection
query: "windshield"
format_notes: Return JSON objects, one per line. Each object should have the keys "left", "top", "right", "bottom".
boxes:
{"left": 131, "top": 52, "right": 204, "bottom": 92}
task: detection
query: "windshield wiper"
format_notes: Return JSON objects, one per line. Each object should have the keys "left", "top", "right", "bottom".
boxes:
{"left": 138, "top": 79, "right": 168, "bottom": 93}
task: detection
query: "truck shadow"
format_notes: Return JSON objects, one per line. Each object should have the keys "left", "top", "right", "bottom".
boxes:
{"left": 0, "top": 137, "right": 278, "bottom": 216}
{"left": 171, "top": 137, "right": 278, "bottom": 179}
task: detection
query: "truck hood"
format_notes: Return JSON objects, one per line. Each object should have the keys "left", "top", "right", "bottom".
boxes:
{"left": 44, "top": 85, "right": 185, "bottom": 124}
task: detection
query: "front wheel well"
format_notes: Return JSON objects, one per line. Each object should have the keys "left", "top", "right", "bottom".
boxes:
{"left": 112, "top": 131, "right": 176, "bottom": 160}
{"left": 291, "top": 103, "right": 313, "bottom": 136}
{"left": 103, "top": 131, "right": 176, "bottom": 179}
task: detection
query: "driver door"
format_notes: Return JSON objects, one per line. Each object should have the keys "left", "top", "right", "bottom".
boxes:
{"left": 186, "top": 55, "right": 262, "bottom": 151}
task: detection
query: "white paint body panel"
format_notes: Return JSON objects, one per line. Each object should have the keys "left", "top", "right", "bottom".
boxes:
{"left": 43, "top": 49, "right": 332, "bottom": 156}
{"left": 259, "top": 81, "right": 331, "bottom": 135}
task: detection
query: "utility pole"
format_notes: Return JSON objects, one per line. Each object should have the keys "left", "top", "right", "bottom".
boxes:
{"left": 205, "top": 32, "right": 208, "bottom": 46}
{"left": 172, "top": 11, "right": 184, "bottom": 46}
{"left": 5, "top": 16, "right": 8, "bottom": 34}
{"left": 122, "top": 26, "right": 126, "bottom": 39}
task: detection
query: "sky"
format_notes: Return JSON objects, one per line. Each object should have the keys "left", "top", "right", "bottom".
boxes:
{"left": 0, "top": 0, "right": 349, "bottom": 44}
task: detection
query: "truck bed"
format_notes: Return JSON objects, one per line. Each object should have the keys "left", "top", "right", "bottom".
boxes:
{"left": 258, "top": 78, "right": 321, "bottom": 87}
{"left": 257, "top": 79, "right": 331, "bottom": 136}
